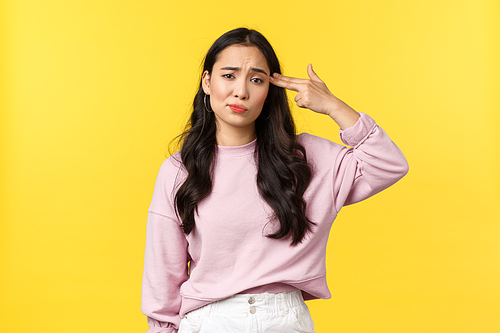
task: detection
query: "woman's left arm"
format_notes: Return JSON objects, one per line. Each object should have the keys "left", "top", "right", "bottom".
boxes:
{"left": 271, "top": 65, "right": 409, "bottom": 208}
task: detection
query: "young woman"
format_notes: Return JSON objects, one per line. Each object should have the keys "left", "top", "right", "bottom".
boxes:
{"left": 141, "top": 28, "right": 408, "bottom": 333}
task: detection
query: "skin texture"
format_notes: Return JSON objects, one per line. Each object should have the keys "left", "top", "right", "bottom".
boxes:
{"left": 202, "top": 45, "right": 270, "bottom": 146}
{"left": 203, "top": 45, "right": 360, "bottom": 146}
{"left": 270, "top": 64, "right": 360, "bottom": 130}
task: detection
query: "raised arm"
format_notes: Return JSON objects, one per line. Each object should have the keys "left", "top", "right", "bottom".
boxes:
{"left": 271, "top": 65, "right": 408, "bottom": 211}
{"left": 334, "top": 113, "right": 408, "bottom": 210}
{"left": 270, "top": 63, "right": 360, "bottom": 129}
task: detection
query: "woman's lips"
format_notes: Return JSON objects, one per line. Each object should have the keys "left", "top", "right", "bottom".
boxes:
{"left": 229, "top": 104, "right": 247, "bottom": 113}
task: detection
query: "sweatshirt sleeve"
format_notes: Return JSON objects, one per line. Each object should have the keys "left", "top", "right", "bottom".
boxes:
{"left": 331, "top": 112, "right": 409, "bottom": 212}
{"left": 141, "top": 157, "right": 189, "bottom": 333}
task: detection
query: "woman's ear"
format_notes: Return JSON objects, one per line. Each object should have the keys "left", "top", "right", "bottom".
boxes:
{"left": 201, "top": 70, "right": 210, "bottom": 94}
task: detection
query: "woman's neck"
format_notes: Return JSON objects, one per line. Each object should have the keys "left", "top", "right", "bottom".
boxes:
{"left": 215, "top": 127, "right": 257, "bottom": 147}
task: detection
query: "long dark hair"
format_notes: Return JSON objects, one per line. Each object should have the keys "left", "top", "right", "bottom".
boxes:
{"left": 175, "top": 28, "right": 313, "bottom": 245}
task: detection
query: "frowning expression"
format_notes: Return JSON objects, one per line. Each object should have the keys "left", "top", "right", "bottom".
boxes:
{"left": 202, "top": 45, "right": 270, "bottom": 138}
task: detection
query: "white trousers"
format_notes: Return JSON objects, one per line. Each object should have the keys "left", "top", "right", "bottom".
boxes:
{"left": 178, "top": 290, "right": 315, "bottom": 333}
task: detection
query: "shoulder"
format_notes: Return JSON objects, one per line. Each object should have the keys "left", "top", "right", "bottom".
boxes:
{"left": 296, "top": 133, "right": 348, "bottom": 175}
{"left": 297, "top": 132, "right": 345, "bottom": 156}
{"left": 157, "top": 151, "right": 185, "bottom": 181}
{"left": 149, "top": 151, "right": 187, "bottom": 216}
{"left": 155, "top": 150, "right": 188, "bottom": 195}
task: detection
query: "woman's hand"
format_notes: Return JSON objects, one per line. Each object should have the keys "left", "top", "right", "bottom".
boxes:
{"left": 270, "top": 64, "right": 360, "bottom": 129}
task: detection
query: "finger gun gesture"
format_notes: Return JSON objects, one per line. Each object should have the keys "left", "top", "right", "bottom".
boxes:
{"left": 270, "top": 64, "right": 359, "bottom": 129}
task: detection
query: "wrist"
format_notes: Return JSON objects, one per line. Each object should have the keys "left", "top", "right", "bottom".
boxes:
{"left": 326, "top": 100, "right": 360, "bottom": 130}
{"left": 324, "top": 94, "right": 347, "bottom": 116}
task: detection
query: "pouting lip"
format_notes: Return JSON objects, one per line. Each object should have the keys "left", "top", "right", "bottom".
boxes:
{"left": 228, "top": 104, "right": 247, "bottom": 111}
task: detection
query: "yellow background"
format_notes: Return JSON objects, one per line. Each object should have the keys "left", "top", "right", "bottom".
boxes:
{"left": 1, "top": 0, "right": 499, "bottom": 332}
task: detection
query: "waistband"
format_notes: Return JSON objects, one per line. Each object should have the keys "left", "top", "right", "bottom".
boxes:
{"left": 188, "top": 290, "right": 305, "bottom": 316}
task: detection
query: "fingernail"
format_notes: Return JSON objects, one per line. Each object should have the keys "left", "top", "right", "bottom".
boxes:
{"left": 269, "top": 76, "right": 274, "bottom": 81}
{"left": 273, "top": 73, "right": 279, "bottom": 78}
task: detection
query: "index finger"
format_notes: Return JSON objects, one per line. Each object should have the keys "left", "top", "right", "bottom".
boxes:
{"left": 270, "top": 73, "right": 309, "bottom": 92}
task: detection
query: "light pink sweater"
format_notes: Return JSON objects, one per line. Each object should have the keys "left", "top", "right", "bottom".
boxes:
{"left": 141, "top": 113, "right": 408, "bottom": 333}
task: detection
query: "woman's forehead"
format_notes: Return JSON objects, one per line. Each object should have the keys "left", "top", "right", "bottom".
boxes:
{"left": 214, "top": 45, "right": 269, "bottom": 73}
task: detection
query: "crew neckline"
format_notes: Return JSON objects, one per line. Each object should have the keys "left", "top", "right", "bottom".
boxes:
{"left": 216, "top": 138, "right": 257, "bottom": 156}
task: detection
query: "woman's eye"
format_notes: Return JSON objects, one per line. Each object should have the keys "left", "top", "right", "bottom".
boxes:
{"left": 251, "top": 78, "right": 263, "bottom": 84}
{"left": 223, "top": 74, "right": 234, "bottom": 79}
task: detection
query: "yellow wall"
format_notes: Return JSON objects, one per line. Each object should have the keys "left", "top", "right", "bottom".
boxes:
{"left": 1, "top": 1, "right": 499, "bottom": 332}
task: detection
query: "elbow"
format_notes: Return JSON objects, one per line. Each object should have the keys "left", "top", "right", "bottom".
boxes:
{"left": 391, "top": 155, "right": 409, "bottom": 183}
{"left": 399, "top": 157, "right": 409, "bottom": 178}
{"left": 380, "top": 153, "right": 409, "bottom": 186}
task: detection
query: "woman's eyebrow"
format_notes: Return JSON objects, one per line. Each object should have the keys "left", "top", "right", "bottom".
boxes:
{"left": 220, "top": 66, "right": 269, "bottom": 76}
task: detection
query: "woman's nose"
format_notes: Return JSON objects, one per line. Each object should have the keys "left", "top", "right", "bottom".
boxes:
{"left": 233, "top": 79, "right": 248, "bottom": 100}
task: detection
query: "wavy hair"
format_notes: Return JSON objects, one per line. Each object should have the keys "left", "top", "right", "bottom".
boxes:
{"left": 174, "top": 28, "right": 313, "bottom": 245}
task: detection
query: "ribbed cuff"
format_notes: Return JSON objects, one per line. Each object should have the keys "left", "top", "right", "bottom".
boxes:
{"left": 339, "top": 112, "right": 377, "bottom": 147}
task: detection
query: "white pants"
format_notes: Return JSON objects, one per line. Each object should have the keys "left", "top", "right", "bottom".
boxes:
{"left": 178, "top": 290, "right": 315, "bottom": 333}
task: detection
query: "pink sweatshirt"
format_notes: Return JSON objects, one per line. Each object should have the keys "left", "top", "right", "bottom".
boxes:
{"left": 141, "top": 113, "right": 408, "bottom": 333}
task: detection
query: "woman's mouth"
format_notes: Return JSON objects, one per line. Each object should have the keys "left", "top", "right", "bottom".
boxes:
{"left": 228, "top": 104, "right": 247, "bottom": 114}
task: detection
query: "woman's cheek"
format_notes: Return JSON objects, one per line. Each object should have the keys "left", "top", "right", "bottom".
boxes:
{"left": 257, "top": 86, "right": 269, "bottom": 106}
{"left": 211, "top": 84, "right": 229, "bottom": 110}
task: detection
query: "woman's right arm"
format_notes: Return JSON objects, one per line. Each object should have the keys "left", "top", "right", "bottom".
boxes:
{"left": 142, "top": 157, "right": 189, "bottom": 333}
{"left": 141, "top": 210, "right": 189, "bottom": 333}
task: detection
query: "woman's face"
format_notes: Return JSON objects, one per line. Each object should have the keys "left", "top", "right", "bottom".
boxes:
{"left": 202, "top": 45, "right": 270, "bottom": 143}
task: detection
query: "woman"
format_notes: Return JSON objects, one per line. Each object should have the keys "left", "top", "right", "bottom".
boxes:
{"left": 141, "top": 28, "right": 408, "bottom": 333}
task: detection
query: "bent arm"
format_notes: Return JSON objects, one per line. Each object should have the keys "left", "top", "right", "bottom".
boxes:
{"left": 142, "top": 211, "right": 189, "bottom": 333}
{"left": 333, "top": 113, "right": 409, "bottom": 211}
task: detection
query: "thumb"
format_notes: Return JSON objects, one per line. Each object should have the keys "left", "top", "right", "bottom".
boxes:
{"left": 307, "top": 63, "right": 322, "bottom": 82}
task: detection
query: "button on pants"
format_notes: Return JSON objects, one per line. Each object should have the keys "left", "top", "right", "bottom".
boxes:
{"left": 178, "top": 290, "right": 315, "bottom": 333}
